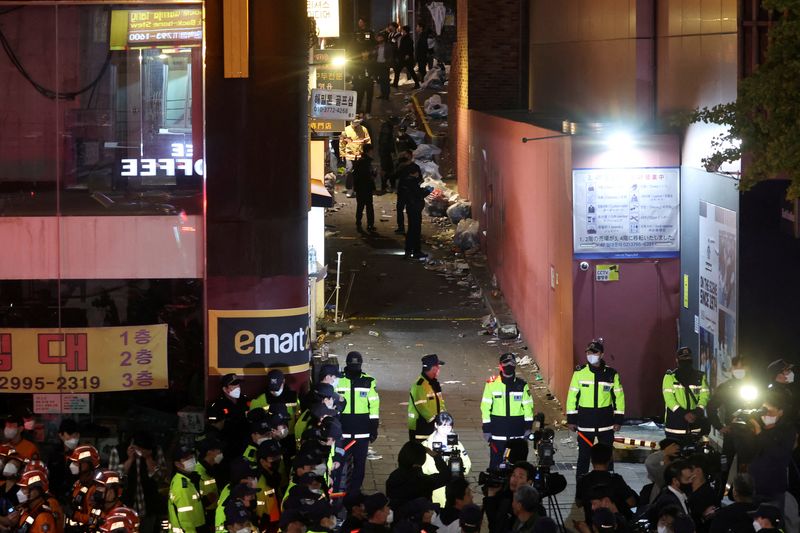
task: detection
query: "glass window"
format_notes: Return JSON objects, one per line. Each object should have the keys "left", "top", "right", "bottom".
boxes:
{"left": 0, "top": 4, "right": 204, "bottom": 216}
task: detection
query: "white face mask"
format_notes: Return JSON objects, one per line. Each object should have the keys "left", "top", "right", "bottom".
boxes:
{"left": 436, "top": 424, "right": 452, "bottom": 436}
{"left": 386, "top": 510, "right": 394, "bottom": 525}
{"left": 182, "top": 458, "right": 197, "bottom": 472}
{"left": 69, "top": 462, "right": 80, "bottom": 476}
{"left": 229, "top": 387, "right": 242, "bottom": 399}
{"left": 752, "top": 521, "right": 763, "bottom": 532}
{"left": 732, "top": 369, "right": 746, "bottom": 379}
{"left": 786, "top": 371, "right": 795, "bottom": 384}
{"left": 213, "top": 453, "right": 224, "bottom": 465}
{"left": 274, "top": 427, "right": 289, "bottom": 440}
{"left": 235, "top": 528, "right": 250, "bottom": 533}
{"left": 587, "top": 354, "right": 600, "bottom": 365}
{"left": 762, "top": 415, "right": 778, "bottom": 426}
{"left": 3, "top": 463, "right": 18, "bottom": 477}
{"left": 270, "top": 387, "right": 283, "bottom": 397}
{"left": 3, "top": 428, "right": 18, "bottom": 440}
{"left": 657, "top": 525, "right": 668, "bottom": 533}
{"left": 312, "top": 464, "right": 327, "bottom": 477}
{"left": 16, "top": 489, "right": 28, "bottom": 504}
{"left": 64, "top": 438, "right": 79, "bottom": 450}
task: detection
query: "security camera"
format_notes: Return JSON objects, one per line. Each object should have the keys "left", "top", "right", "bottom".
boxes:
{"left": 579, "top": 261, "right": 589, "bottom": 272}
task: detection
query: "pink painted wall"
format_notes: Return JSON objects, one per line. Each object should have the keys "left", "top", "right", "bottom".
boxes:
{"left": 462, "top": 111, "right": 575, "bottom": 403}
{"left": 571, "top": 135, "right": 682, "bottom": 418}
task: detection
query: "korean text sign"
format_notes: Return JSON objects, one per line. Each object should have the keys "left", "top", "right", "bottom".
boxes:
{"left": 0, "top": 325, "right": 168, "bottom": 393}
{"left": 572, "top": 168, "right": 680, "bottom": 258}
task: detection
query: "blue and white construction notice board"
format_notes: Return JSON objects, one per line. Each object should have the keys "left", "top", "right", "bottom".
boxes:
{"left": 572, "top": 168, "right": 680, "bottom": 259}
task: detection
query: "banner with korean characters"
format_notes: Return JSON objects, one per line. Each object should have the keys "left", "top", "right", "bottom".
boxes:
{"left": 0, "top": 325, "right": 168, "bottom": 393}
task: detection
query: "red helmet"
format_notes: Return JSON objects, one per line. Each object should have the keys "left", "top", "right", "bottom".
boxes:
{"left": 99, "top": 507, "right": 140, "bottom": 533}
{"left": 69, "top": 445, "right": 100, "bottom": 468}
{"left": 93, "top": 469, "right": 122, "bottom": 488}
{"left": 17, "top": 468, "right": 48, "bottom": 493}
{"left": 23, "top": 459, "right": 49, "bottom": 476}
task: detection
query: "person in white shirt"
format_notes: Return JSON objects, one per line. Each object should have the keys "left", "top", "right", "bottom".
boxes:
{"left": 421, "top": 412, "right": 471, "bottom": 506}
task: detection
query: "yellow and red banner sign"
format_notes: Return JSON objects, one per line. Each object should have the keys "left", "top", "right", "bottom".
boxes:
{"left": 0, "top": 325, "right": 168, "bottom": 393}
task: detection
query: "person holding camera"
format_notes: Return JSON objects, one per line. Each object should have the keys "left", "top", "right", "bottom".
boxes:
{"left": 706, "top": 356, "right": 759, "bottom": 476}
{"left": 566, "top": 339, "right": 626, "bottom": 479}
{"left": 481, "top": 353, "right": 535, "bottom": 469}
{"left": 747, "top": 392, "right": 797, "bottom": 518}
{"left": 386, "top": 441, "right": 450, "bottom": 513}
{"left": 422, "top": 412, "right": 472, "bottom": 506}
{"left": 662, "top": 347, "right": 711, "bottom": 445}
{"left": 483, "top": 461, "right": 538, "bottom": 533}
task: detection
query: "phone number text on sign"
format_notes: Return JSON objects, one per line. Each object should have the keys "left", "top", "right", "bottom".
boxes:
{"left": 0, "top": 325, "right": 168, "bottom": 393}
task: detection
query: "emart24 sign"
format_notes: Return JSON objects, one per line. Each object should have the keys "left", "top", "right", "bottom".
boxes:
{"left": 208, "top": 308, "right": 311, "bottom": 375}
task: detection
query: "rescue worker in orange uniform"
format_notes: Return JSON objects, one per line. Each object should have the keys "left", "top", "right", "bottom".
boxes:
{"left": 17, "top": 468, "right": 64, "bottom": 533}
{"left": 88, "top": 470, "right": 126, "bottom": 528}
{"left": 64, "top": 445, "right": 100, "bottom": 530}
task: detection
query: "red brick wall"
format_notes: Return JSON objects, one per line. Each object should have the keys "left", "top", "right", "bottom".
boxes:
{"left": 450, "top": 0, "right": 525, "bottom": 199}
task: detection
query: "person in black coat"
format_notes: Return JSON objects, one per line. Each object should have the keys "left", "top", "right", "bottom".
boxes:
{"left": 415, "top": 23, "right": 430, "bottom": 79}
{"left": 393, "top": 26, "right": 420, "bottom": 88}
{"left": 372, "top": 33, "right": 395, "bottom": 99}
{"left": 647, "top": 461, "right": 694, "bottom": 524}
{"left": 351, "top": 50, "right": 375, "bottom": 115}
{"left": 747, "top": 393, "right": 797, "bottom": 508}
{"left": 378, "top": 119, "right": 396, "bottom": 192}
{"left": 402, "top": 164, "right": 428, "bottom": 259}
{"left": 353, "top": 144, "right": 376, "bottom": 232}
{"left": 709, "top": 474, "right": 758, "bottom": 533}
{"left": 385, "top": 441, "right": 449, "bottom": 513}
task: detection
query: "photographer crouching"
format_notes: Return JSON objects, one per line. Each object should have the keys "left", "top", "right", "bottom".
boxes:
{"left": 482, "top": 461, "right": 541, "bottom": 533}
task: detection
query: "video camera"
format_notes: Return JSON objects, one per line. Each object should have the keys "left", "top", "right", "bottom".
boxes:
{"left": 432, "top": 433, "right": 464, "bottom": 477}
{"left": 730, "top": 407, "right": 767, "bottom": 425}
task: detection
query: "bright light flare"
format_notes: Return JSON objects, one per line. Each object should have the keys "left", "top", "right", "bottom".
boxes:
{"left": 606, "top": 131, "right": 634, "bottom": 152}
{"left": 739, "top": 384, "right": 759, "bottom": 402}
{"left": 331, "top": 56, "right": 346, "bottom": 67}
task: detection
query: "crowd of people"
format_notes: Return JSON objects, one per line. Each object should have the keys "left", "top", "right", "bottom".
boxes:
{"left": 349, "top": 17, "right": 438, "bottom": 115}
{"left": 1, "top": 341, "right": 800, "bottom": 533}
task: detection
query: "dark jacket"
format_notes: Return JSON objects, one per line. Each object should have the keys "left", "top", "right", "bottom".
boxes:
{"left": 708, "top": 501, "right": 758, "bottom": 533}
{"left": 373, "top": 42, "right": 395, "bottom": 66}
{"left": 396, "top": 163, "right": 425, "bottom": 204}
{"left": 575, "top": 470, "right": 637, "bottom": 521}
{"left": 351, "top": 56, "right": 376, "bottom": 88}
{"left": 378, "top": 123, "right": 395, "bottom": 158}
{"left": 386, "top": 444, "right": 449, "bottom": 511}
{"left": 484, "top": 486, "right": 547, "bottom": 533}
{"left": 397, "top": 33, "right": 414, "bottom": 61}
{"left": 415, "top": 30, "right": 430, "bottom": 61}
{"left": 647, "top": 487, "right": 688, "bottom": 524}
{"left": 748, "top": 420, "right": 796, "bottom": 498}
{"left": 353, "top": 154, "right": 376, "bottom": 196}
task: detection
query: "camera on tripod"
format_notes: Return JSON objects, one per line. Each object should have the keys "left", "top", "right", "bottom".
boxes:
{"left": 433, "top": 433, "right": 464, "bottom": 477}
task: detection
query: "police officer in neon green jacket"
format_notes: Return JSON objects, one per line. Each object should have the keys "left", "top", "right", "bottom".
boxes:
{"left": 168, "top": 446, "right": 207, "bottom": 533}
{"left": 480, "top": 352, "right": 534, "bottom": 469}
{"left": 566, "top": 339, "right": 625, "bottom": 479}
{"left": 336, "top": 351, "right": 380, "bottom": 495}
{"left": 408, "top": 354, "right": 446, "bottom": 441}
{"left": 662, "top": 346, "right": 710, "bottom": 444}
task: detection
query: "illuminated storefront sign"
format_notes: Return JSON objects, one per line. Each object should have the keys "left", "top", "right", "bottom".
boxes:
{"left": 110, "top": 8, "right": 202, "bottom": 50}
{"left": 0, "top": 325, "right": 168, "bottom": 393}
{"left": 310, "top": 49, "right": 346, "bottom": 134}
{"left": 311, "top": 89, "right": 357, "bottom": 120}
{"left": 307, "top": 0, "right": 340, "bottom": 38}
{"left": 209, "top": 308, "right": 311, "bottom": 375}
{"left": 120, "top": 143, "right": 205, "bottom": 177}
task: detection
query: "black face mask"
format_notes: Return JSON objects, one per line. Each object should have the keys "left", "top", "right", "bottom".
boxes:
{"left": 346, "top": 364, "right": 362, "bottom": 376}
{"left": 678, "top": 359, "right": 693, "bottom": 369}
{"left": 680, "top": 483, "right": 693, "bottom": 495}
{"left": 501, "top": 366, "right": 515, "bottom": 378}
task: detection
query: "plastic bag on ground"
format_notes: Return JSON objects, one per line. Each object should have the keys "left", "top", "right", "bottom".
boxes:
{"left": 405, "top": 127, "right": 426, "bottom": 145}
{"left": 418, "top": 161, "right": 443, "bottom": 181}
{"left": 424, "top": 94, "right": 449, "bottom": 118}
{"left": 447, "top": 201, "right": 472, "bottom": 224}
{"left": 454, "top": 218, "right": 480, "bottom": 250}
{"left": 413, "top": 144, "right": 442, "bottom": 161}
{"left": 425, "top": 189, "right": 450, "bottom": 217}
{"left": 421, "top": 66, "right": 446, "bottom": 90}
